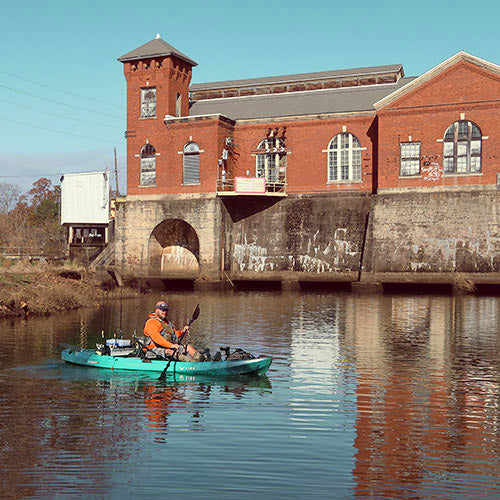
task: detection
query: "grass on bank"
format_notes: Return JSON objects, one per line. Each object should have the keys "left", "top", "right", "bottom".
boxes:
{"left": 0, "top": 258, "right": 141, "bottom": 317}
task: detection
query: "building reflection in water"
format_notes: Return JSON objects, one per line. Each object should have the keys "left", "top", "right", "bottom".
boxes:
{"left": 349, "top": 294, "right": 500, "bottom": 498}
{"left": 288, "top": 294, "right": 355, "bottom": 439}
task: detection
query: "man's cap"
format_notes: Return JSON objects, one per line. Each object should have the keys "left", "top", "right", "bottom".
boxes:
{"left": 155, "top": 301, "right": 169, "bottom": 312}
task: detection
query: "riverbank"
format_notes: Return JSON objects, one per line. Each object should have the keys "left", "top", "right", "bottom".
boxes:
{"left": 0, "top": 260, "right": 144, "bottom": 318}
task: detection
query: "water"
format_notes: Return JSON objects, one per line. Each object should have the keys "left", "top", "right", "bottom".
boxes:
{"left": 1, "top": 291, "right": 500, "bottom": 499}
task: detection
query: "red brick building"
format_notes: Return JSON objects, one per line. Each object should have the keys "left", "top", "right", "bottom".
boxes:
{"left": 119, "top": 36, "right": 500, "bottom": 198}
{"left": 115, "top": 36, "right": 500, "bottom": 287}
{"left": 375, "top": 52, "right": 500, "bottom": 191}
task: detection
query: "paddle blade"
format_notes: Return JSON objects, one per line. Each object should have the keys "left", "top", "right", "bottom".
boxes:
{"left": 158, "top": 361, "right": 170, "bottom": 380}
{"left": 188, "top": 304, "right": 200, "bottom": 326}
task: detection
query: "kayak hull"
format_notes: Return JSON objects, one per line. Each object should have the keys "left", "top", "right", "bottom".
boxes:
{"left": 61, "top": 348, "right": 272, "bottom": 377}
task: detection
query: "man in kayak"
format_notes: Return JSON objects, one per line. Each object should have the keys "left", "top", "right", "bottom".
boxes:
{"left": 144, "top": 300, "right": 205, "bottom": 361}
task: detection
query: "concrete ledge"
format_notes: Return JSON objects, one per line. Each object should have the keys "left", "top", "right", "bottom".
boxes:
{"left": 229, "top": 271, "right": 358, "bottom": 282}
{"left": 372, "top": 272, "right": 500, "bottom": 285}
{"left": 352, "top": 281, "right": 383, "bottom": 293}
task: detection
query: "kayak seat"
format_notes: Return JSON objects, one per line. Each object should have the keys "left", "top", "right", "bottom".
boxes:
{"left": 133, "top": 335, "right": 176, "bottom": 361}
{"left": 132, "top": 336, "right": 158, "bottom": 359}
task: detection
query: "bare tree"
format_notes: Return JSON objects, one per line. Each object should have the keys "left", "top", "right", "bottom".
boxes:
{"left": 0, "top": 182, "right": 22, "bottom": 214}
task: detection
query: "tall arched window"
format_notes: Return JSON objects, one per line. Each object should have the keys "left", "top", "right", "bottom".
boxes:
{"left": 327, "top": 133, "right": 362, "bottom": 182}
{"left": 140, "top": 144, "right": 156, "bottom": 186}
{"left": 443, "top": 120, "right": 482, "bottom": 174}
{"left": 183, "top": 142, "right": 200, "bottom": 184}
{"left": 255, "top": 137, "right": 285, "bottom": 183}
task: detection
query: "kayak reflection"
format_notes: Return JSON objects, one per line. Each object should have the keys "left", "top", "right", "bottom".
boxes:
{"left": 141, "top": 375, "right": 272, "bottom": 437}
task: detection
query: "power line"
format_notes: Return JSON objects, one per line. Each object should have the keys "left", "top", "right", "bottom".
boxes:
{"left": 0, "top": 168, "right": 116, "bottom": 180}
{"left": 0, "top": 173, "right": 65, "bottom": 179}
{"left": 0, "top": 115, "right": 122, "bottom": 144}
{"left": 0, "top": 83, "right": 124, "bottom": 119}
{"left": 0, "top": 68, "right": 124, "bottom": 110}
{"left": 0, "top": 97, "right": 122, "bottom": 130}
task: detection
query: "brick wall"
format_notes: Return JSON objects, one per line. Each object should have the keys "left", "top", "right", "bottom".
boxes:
{"left": 126, "top": 116, "right": 235, "bottom": 195}
{"left": 124, "top": 55, "right": 199, "bottom": 196}
{"left": 377, "top": 61, "right": 500, "bottom": 190}
{"left": 233, "top": 115, "right": 376, "bottom": 193}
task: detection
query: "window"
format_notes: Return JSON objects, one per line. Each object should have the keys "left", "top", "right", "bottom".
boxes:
{"left": 176, "top": 93, "right": 182, "bottom": 117}
{"left": 141, "top": 87, "right": 156, "bottom": 118}
{"left": 255, "top": 137, "right": 285, "bottom": 183}
{"left": 327, "top": 133, "right": 362, "bottom": 182}
{"left": 443, "top": 120, "right": 481, "bottom": 174}
{"left": 183, "top": 142, "right": 200, "bottom": 184}
{"left": 400, "top": 142, "right": 421, "bottom": 176}
{"left": 140, "top": 144, "right": 156, "bottom": 186}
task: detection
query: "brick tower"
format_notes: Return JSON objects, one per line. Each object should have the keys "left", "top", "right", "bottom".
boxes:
{"left": 118, "top": 34, "right": 197, "bottom": 190}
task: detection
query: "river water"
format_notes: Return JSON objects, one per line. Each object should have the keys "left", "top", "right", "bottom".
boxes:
{"left": 1, "top": 290, "right": 499, "bottom": 499}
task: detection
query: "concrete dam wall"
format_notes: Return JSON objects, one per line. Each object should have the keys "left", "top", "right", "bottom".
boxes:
{"left": 221, "top": 194, "right": 371, "bottom": 282}
{"left": 113, "top": 189, "right": 500, "bottom": 288}
{"left": 369, "top": 190, "right": 500, "bottom": 284}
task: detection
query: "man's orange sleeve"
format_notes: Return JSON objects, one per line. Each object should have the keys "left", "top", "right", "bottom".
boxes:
{"left": 144, "top": 318, "right": 175, "bottom": 348}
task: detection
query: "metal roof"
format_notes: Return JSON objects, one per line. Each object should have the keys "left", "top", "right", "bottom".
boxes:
{"left": 189, "top": 77, "right": 416, "bottom": 120}
{"left": 118, "top": 37, "right": 197, "bottom": 66}
{"left": 190, "top": 64, "right": 403, "bottom": 91}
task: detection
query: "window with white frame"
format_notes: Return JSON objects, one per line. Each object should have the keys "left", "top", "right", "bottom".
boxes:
{"left": 183, "top": 142, "right": 200, "bottom": 184}
{"left": 400, "top": 142, "right": 421, "bottom": 176}
{"left": 176, "top": 93, "right": 182, "bottom": 117}
{"left": 443, "top": 120, "right": 482, "bottom": 174}
{"left": 327, "top": 133, "right": 362, "bottom": 182}
{"left": 255, "top": 137, "right": 285, "bottom": 183}
{"left": 140, "top": 144, "right": 156, "bottom": 186}
{"left": 141, "top": 87, "right": 156, "bottom": 118}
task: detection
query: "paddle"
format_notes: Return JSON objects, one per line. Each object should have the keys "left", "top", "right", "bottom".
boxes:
{"left": 158, "top": 304, "right": 200, "bottom": 380}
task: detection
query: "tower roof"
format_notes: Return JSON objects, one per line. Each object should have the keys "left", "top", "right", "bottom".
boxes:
{"left": 118, "top": 35, "right": 197, "bottom": 66}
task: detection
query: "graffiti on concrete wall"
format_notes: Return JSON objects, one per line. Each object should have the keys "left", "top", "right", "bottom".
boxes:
{"left": 234, "top": 228, "right": 360, "bottom": 273}
{"left": 385, "top": 236, "right": 500, "bottom": 273}
{"left": 161, "top": 245, "right": 199, "bottom": 273}
{"left": 234, "top": 240, "right": 272, "bottom": 272}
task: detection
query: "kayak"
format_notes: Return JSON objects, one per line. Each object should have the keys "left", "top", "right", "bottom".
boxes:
{"left": 61, "top": 347, "right": 272, "bottom": 377}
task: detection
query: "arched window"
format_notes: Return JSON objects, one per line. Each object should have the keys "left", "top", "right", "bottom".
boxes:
{"left": 140, "top": 144, "right": 156, "bottom": 186}
{"left": 327, "top": 133, "right": 362, "bottom": 182}
{"left": 443, "top": 120, "right": 481, "bottom": 174}
{"left": 183, "top": 142, "right": 200, "bottom": 184}
{"left": 255, "top": 137, "right": 285, "bottom": 183}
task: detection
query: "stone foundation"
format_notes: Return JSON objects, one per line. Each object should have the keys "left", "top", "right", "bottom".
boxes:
{"left": 113, "top": 189, "right": 500, "bottom": 288}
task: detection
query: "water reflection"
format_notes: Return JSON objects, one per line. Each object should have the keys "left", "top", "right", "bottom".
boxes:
{"left": 0, "top": 291, "right": 500, "bottom": 498}
{"left": 350, "top": 294, "right": 500, "bottom": 499}
{"left": 141, "top": 376, "right": 271, "bottom": 441}
{"left": 0, "top": 360, "right": 272, "bottom": 498}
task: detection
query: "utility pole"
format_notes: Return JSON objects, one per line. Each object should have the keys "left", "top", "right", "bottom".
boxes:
{"left": 114, "top": 147, "right": 119, "bottom": 196}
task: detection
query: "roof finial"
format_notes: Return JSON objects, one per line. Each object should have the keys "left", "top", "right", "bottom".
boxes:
{"left": 155, "top": 33, "right": 161, "bottom": 39}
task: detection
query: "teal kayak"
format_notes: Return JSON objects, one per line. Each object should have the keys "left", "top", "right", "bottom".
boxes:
{"left": 61, "top": 348, "right": 272, "bottom": 377}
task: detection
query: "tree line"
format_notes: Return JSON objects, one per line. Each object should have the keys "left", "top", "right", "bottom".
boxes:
{"left": 0, "top": 178, "right": 65, "bottom": 257}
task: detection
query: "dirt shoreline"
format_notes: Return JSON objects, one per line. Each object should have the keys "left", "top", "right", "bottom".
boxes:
{"left": 0, "top": 264, "right": 143, "bottom": 318}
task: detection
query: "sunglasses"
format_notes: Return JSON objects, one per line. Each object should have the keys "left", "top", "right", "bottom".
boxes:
{"left": 156, "top": 304, "right": 169, "bottom": 312}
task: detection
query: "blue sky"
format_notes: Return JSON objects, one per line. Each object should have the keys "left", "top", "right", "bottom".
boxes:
{"left": 2, "top": 0, "right": 499, "bottom": 193}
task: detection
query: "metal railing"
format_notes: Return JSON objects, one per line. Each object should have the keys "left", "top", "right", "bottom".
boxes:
{"left": 0, "top": 246, "right": 65, "bottom": 260}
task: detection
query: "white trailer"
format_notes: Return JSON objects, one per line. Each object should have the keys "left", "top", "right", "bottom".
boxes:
{"left": 61, "top": 170, "right": 110, "bottom": 225}
{"left": 60, "top": 171, "right": 111, "bottom": 255}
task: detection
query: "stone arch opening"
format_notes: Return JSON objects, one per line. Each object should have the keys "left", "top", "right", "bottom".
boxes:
{"left": 148, "top": 219, "right": 200, "bottom": 276}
